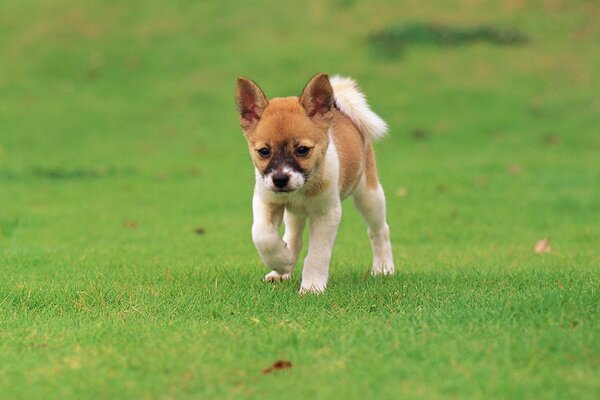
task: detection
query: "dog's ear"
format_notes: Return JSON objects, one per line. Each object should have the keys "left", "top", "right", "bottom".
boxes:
{"left": 236, "top": 77, "right": 268, "bottom": 131}
{"left": 300, "top": 73, "right": 334, "bottom": 120}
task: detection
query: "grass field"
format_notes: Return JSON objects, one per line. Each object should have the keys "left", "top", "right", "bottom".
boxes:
{"left": 1, "top": 0, "right": 599, "bottom": 398}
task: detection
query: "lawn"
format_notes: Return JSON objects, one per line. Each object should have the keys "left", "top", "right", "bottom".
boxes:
{"left": 1, "top": 0, "right": 599, "bottom": 399}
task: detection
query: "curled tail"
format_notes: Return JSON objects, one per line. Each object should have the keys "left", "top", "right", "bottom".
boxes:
{"left": 329, "top": 75, "right": 388, "bottom": 140}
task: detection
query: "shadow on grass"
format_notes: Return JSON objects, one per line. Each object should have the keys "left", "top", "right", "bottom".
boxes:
{"left": 0, "top": 217, "right": 20, "bottom": 238}
{"left": 369, "top": 22, "right": 529, "bottom": 59}
{"left": 0, "top": 166, "right": 137, "bottom": 180}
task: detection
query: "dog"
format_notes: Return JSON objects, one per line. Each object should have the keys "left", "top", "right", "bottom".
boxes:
{"left": 235, "top": 73, "right": 394, "bottom": 293}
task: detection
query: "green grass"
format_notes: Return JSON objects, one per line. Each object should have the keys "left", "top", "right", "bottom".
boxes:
{"left": 1, "top": 0, "right": 599, "bottom": 398}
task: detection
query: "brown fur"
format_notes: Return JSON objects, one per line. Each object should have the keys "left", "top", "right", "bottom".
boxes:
{"left": 245, "top": 97, "right": 330, "bottom": 184}
{"left": 330, "top": 110, "right": 367, "bottom": 197}
{"left": 364, "top": 143, "right": 380, "bottom": 189}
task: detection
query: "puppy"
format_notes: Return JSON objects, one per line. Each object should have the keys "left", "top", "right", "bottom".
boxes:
{"left": 235, "top": 73, "right": 394, "bottom": 293}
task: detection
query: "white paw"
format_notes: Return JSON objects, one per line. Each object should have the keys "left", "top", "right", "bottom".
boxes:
{"left": 299, "top": 281, "right": 327, "bottom": 295}
{"left": 264, "top": 271, "right": 291, "bottom": 282}
{"left": 371, "top": 262, "right": 395, "bottom": 276}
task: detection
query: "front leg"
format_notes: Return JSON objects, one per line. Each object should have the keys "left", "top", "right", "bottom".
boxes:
{"left": 265, "top": 210, "right": 306, "bottom": 282}
{"left": 252, "top": 194, "right": 295, "bottom": 275}
{"left": 300, "top": 203, "right": 342, "bottom": 294}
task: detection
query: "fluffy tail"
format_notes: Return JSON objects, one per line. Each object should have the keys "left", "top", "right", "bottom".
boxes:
{"left": 329, "top": 75, "right": 388, "bottom": 140}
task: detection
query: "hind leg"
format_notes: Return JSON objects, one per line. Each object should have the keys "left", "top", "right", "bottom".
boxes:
{"left": 353, "top": 178, "right": 395, "bottom": 275}
{"left": 264, "top": 210, "right": 305, "bottom": 282}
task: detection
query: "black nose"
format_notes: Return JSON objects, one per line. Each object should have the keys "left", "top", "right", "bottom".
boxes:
{"left": 272, "top": 173, "right": 290, "bottom": 188}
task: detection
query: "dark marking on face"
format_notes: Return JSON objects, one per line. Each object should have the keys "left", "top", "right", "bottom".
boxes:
{"left": 263, "top": 141, "right": 305, "bottom": 176}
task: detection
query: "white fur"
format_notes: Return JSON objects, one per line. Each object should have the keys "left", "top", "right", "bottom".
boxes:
{"left": 283, "top": 167, "right": 305, "bottom": 191}
{"left": 262, "top": 167, "right": 305, "bottom": 192}
{"left": 353, "top": 178, "right": 395, "bottom": 275}
{"left": 264, "top": 270, "right": 291, "bottom": 282}
{"left": 253, "top": 136, "right": 343, "bottom": 293}
{"left": 329, "top": 75, "right": 388, "bottom": 140}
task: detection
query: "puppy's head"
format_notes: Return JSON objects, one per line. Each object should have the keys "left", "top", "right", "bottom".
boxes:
{"left": 235, "top": 74, "right": 334, "bottom": 193}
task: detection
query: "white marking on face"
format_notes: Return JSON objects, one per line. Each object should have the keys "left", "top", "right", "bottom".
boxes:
{"left": 284, "top": 167, "right": 305, "bottom": 190}
{"left": 263, "top": 166, "right": 306, "bottom": 192}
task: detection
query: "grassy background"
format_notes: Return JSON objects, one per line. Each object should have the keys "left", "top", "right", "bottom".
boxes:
{"left": 1, "top": 0, "right": 599, "bottom": 398}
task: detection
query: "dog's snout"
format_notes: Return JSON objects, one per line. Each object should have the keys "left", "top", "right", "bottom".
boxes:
{"left": 272, "top": 173, "right": 290, "bottom": 188}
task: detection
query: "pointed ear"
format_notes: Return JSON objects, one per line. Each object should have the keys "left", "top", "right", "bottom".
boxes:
{"left": 299, "top": 73, "right": 334, "bottom": 120}
{"left": 236, "top": 77, "right": 268, "bottom": 131}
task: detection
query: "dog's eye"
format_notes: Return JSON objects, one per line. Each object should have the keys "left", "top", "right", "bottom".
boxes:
{"left": 296, "top": 146, "right": 310, "bottom": 156}
{"left": 257, "top": 147, "right": 271, "bottom": 158}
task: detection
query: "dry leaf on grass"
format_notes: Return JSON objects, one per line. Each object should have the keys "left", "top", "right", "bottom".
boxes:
{"left": 262, "top": 360, "right": 292, "bottom": 375}
{"left": 534, "top": 238, "right": 551, "bottom": 253}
